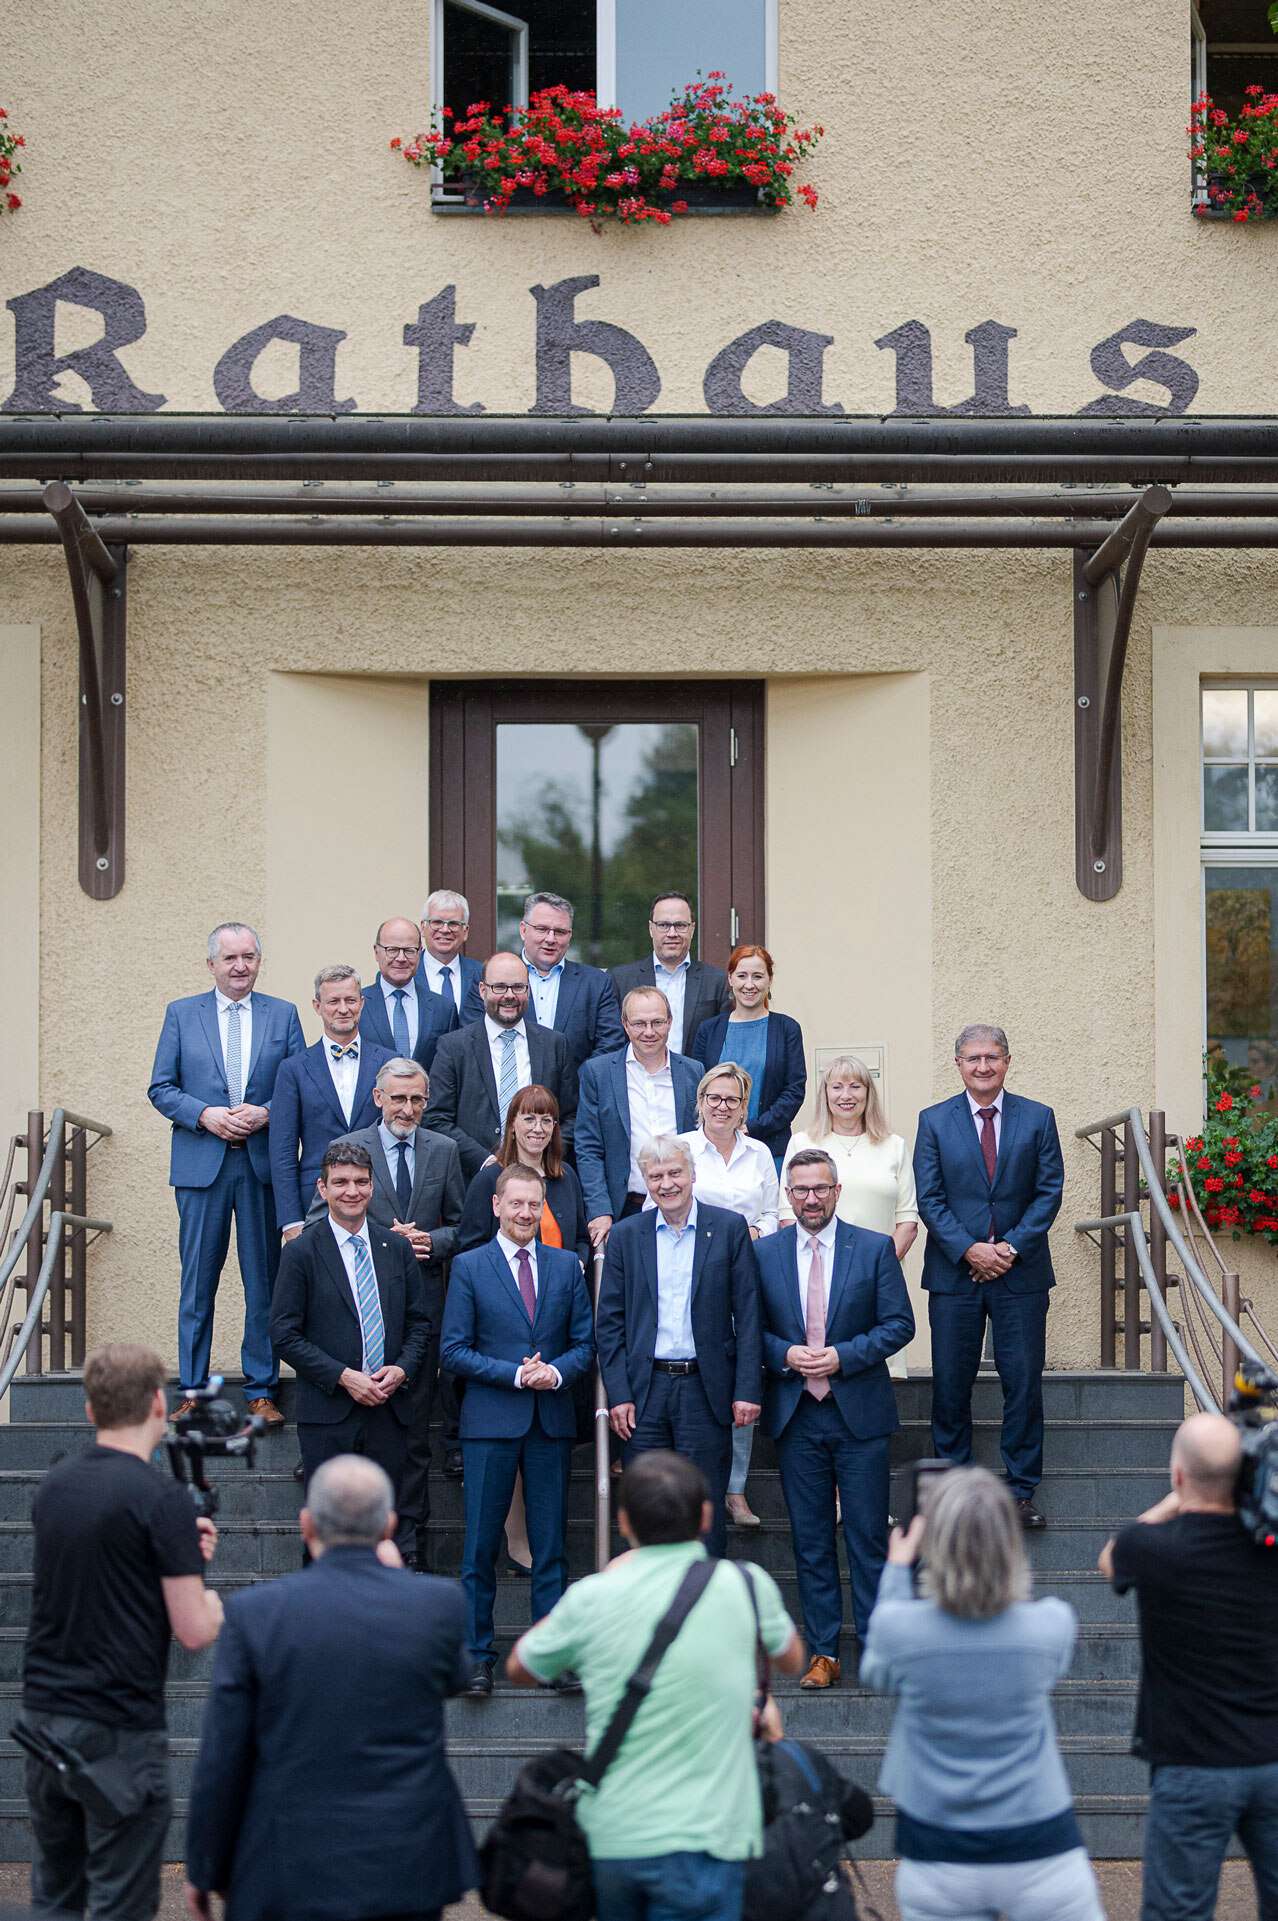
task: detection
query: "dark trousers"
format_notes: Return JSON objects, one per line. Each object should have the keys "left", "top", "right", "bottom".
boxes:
{"left": 1142, "top": 1761, "right": 1278, "bottom": 1921}
{"left": 396, "top": 1271, "right": 445, "bottom": 1553}
{"left": 462, "top": 1408, "right": 574, "bottom": 1661}
{"left": 25, "top": 1716, "right": 169, "bottom": 1921}
{"left": 299, "top": 1402, "right": 409, "bottom": 1501}
{"left": 627, "top": 1370, "right": 732, "bottom": 1557}
{"left": 928, "top": 1281, "right": 1049, "bottom": 1497}
{"left": 775, "top": 1395, "right": 890, "bottom": 1646}
{"left": 175, "top": 1149, "right": 279, "bottom": 1399}
{"left": 438, "top": 1368, "right": 463, "bottom": 1450}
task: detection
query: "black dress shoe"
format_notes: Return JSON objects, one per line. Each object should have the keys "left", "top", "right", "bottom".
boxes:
{"left": 443, "top": 1449, "right": 464, "bottom": 1480}
{"left": 293, "top": 1459, "right": 305, "bottom": 1484}
{"left": 1016, "top": 1499, "right": 1047, "bottom": 1530}
{"left": 548, "top": 1670, "right": 583, "bottom": 1695}
{"left": 504, "top": 1554, "right": 533, "bottom": 1579}
{"left": 464, "top": 1657, "right": 495, "bottom": 1697}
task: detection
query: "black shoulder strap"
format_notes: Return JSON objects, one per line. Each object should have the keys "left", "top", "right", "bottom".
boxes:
{"left": 579, "top": 1557, "right": 718, "bottom": 1788}
{"left": 737, "top": 1563, "right": 772, "bottom": 1700}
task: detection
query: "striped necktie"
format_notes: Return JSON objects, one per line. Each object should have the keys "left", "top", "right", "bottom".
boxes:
{"left": 498, "top": 1031, "right": 518, "bottom": 1128}
{"left": 349, "top": 1235, "right": 385, "bottom": 1374}
{"left": 225, "top": 1002, "right": 243, "bottom": 1107}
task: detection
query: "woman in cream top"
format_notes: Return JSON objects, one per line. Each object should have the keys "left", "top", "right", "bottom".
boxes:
{"left": 780, "top": 1056, "right": 919, "bottom": 1380}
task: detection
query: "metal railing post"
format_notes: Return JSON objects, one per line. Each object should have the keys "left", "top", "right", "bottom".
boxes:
{"left": 590, "top": 1251, "right": 611, "bottom": 1572}
{"left": 46, "top": 1121, "right": 66, "bottom": 1373}
{"left": 1100, "top": 1126, "right": 1118, "bottom": 1367}
{"left": 69, "top": 1124, "right": 87, "bottom": 1365}
{"left": 22, "top": 1113, "right": 44, "bottom": 1375}
{"left": 1223, "top": 1271, "right": 1242, "bottom": 1408}
{"left": 1147, "top": 1110, "right": 1168, "bottom": 1372}
{"left": 1123, "top": 1116, "right": 1142, "bottom": 1368}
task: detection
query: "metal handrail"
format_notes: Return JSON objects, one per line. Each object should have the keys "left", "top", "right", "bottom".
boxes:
{"left": 0, "top": 1212, "right": 112, "bottom": 1400}
{"left": 590, "top": 1250, "right": 611, "bottom": 1571}
{"left": 1076, "top": 1208, "right": 1214, "bottom": 1406}
{"left": 0, "top": 1109, "right": 112, "bottom": 1382}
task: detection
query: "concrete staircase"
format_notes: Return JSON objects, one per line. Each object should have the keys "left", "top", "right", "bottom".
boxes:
{"left": 0, "top": 1369, "right": 1183, "bottom": 1860}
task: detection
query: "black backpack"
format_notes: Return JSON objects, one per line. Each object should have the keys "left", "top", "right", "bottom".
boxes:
{"left": 479, "top": 1558, "right": 718, "bottom": 1921}
{"left": 744, "top": 1737, "right": 875, "bottom": 1921}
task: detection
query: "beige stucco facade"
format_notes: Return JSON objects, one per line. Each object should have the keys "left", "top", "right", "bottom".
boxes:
{"left": 3, "top": 0, "right": 1278, "bottom": 1376}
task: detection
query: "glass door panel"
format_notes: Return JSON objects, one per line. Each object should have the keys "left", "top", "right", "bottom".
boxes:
{"left": 1205, "top": 864, "right": 1278, "bottom": 1109}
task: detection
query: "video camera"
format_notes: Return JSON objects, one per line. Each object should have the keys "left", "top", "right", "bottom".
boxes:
{"left": 166, "top": 1376, "right": 266, "bottom": 1518}
{"left": 1228, "top": 1360, "right": 1278, "bottom": 1547}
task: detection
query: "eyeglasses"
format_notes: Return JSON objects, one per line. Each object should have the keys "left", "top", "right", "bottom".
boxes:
{"left": 525, "top": 923, "right": 571, "bottom": 940}
{"left": 486, "top": 985, "right": 528, "bottom": 998}
{"left": 652, "top": 920, "right": 692, "bottom": 932}
{"left": 376, "top": 943, "right": 421, "bottom": 958}
{"left": 960, "top": 1054, "right": 1007, "bottom": 1067}
{"left": 788, "top": 1183, "right": 837, "bottom": 1200}
{"left": 703, "top": 1093, "right": 743, "bottom": 1109}
{"left": 425, "top": 919, "right": 466, "bottom": 932}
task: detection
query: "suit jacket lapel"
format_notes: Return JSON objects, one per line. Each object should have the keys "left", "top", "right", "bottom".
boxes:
{"left": 407, "top": 1129, "right": 434, "bottom": 1216}
{"left": 691, "top": 1209, "right": 713, "bottom": 1300}
{"left": 608, "top": 1051, "right": 630, "bottom": 1132}
{"left": 824, "top": 1225, "right": 855, "bottom": 1326}
{"left": 362, "top": 985, "right": 391, "bottom": 1049}
{"left": 317, "top": 1224, "right": 361, "bottom": 1328}
{"left": 198, "top": 994, "right": 225, "bottom": 1085}
{"left": 950, "top": 1092, "right": 991, "bottom": 1188}
{"left": 473, "top": 1024, "right": 500, "bottom": 1119}
{"left": 490, "top": 1237, "right": 533, "bottom": 1324}
{"left": 351, "top": 1044, "right": 379, "bottom": 1121}
{"left": 531, "top": 1248, "right": 556, "bottom": 1338}
{"left": 783, "top": 1231, "right": 809, "bottom": 1341}
{"left": 992, "top": 1094, "right": 1021, "bottom": 1191}
{"left": 553, "top": 965, "right": 581, "bottom": 1036}
{"left": 640, "top": 1211, "right": 659, "bottom": 1310}
{"left": 245, "top": 996, "right": 268, "bottom": 1090}
{"left": 303, "top": 1043, "right": 347, "bottom": 1132}
{"left": 366, "top": 1130, "right": 400, "bottom": 1219}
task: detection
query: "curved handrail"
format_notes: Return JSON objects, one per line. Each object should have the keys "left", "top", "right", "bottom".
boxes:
{"left": 0, "top": 1109, "right": 112, "bottom": 1382}
{"left": 1076, "top": 1206, "right": 1214, "bottom": 1406}
{"left": 0, "top": 1212, "right": 112, "bottom": 1401}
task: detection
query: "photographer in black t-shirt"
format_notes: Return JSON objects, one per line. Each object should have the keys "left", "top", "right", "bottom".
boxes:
{"left": 21, "top": 1345, "right": 223, "bottom": 1921}
{"left": 1100, "top": 1410, "right": 1278, "bottom": 1921}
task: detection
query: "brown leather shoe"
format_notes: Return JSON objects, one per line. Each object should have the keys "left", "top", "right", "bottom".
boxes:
{"left": 246, "top": 1397, "right": 285, "bottom": 1427}
{"left": 170, "top": 1398, "right": 199, "bottom": 1421}
{"left": 799, "top": 1656, "right": 842, "bottom": 1690}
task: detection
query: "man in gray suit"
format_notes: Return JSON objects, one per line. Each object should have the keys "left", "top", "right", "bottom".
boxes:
{"left": 308, "top": 1058, "right": 464, "bottom": 1569}
{"left": 610, "top": 890, "right": 731, "bottom": 1056}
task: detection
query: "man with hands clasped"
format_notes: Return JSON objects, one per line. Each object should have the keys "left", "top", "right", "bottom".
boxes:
{"left": 757, "top": 1149, "right": 914, "bottom": 1689}
{"left": 913, "top": 1024, "right": 1064, "bottom": 1531}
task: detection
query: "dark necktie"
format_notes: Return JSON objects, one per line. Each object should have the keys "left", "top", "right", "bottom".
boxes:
{"left": 394, "top": 1138, "right": 412, "bottom": 1215}
{"left": 439, "top": 968, "right": 455, "bottom": 1008}
{"left": 391, "top": 988, "right": 411, "bottom": 1057}
{"left": 515, "top": 1246, "right": 536, "bottom": 1321}
{"left": 977, "top": 1106, "right": 998, "bottom": 1182}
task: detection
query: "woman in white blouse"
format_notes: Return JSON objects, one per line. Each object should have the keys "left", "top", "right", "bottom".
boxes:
{"left": 781, "top": 1056, "right": 919, "bottom": 1381}
{"left": 649, "top": 1062, "right": 779, "bottom": 1526}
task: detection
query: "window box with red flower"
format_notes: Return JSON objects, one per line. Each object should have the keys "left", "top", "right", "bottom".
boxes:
{"left": 0, "top": 107, "right": 25, "bottom": 216}
{"left": 1165, "top": 1057, "right": 1278, "bottom": 1250}
{"left": 1189, "top": 87, "right": 1278, "bottom": 220}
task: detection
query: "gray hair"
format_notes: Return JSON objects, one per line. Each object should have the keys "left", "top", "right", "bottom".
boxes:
{"left": 638, "top": 1134, "right": 694, "bottom": 1175}
{"left": 918, "top": 1467, "right": 1030, "bottom": 1621}
{"left": 207, "top": 922, "right": 260, "bottom": 961}
{"left": 423, "top": 889, "right": 470, "bottom": 922}
{"left": 523, "top": 890, "right": 574, "bottom": 925}
{"left": 375, "top": 1058, "right": 427, "bottom": 1092}
{"left": 306, "top": 1455, "right": 394, "bottom": 1546}
{"left": 623, "top": 986, "right": 672, "bottom": 1022}
{"left": 955, "top": 1023, "right": 1010, "bottom": 1059}
{"left": 313, "top": 963, "right": 361, "bottom": 999}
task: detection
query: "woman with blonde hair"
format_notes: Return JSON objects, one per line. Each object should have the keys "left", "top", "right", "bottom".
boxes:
{"left": 861, "top": 1467, "right": 1102, "bottom": 1921}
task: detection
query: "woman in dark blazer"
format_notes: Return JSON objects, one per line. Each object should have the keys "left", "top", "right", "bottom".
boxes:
{"left": 457, "top": 1085, "right": 591, "bottom": 1267}
{"left": 691, "top": 943, "right": 807, "bottom": 1168}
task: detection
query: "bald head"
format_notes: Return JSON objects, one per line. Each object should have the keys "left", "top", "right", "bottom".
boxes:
{"left": 1171, "top": 1412, "right": 1241, "bottom": 1507}
{"left": 304, "top": 1455, "right": 394, "bottom": 1547}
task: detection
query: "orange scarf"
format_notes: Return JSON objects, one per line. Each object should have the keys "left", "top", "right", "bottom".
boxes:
{"left": 539, "top": 1198, "right": 563, "bottom": 1248}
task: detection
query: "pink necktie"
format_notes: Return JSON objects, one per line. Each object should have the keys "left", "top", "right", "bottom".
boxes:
{"left": 515, "top": 1246, "right": 536, "bottom": 1322}
{"left": 804, "top": 1237, "right": 830, "bottom": 1401}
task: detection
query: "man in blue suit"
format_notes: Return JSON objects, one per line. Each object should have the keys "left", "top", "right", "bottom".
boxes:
{"left": 416, "top": 888, "right": 483, "bottom": 1011}
{"left": 359, "top": 915, "right": 457, "bottom": 1073}
{"left": 440, "top": 1164, "right": 595, "bottom": 1695}
{"left": 913, "top": 1022, "right": 1065, "bottom": 1530}
{"left": 462, "top": 890, "right": 625, "bottom": 1072}
{"left": 759, "top": 1149, "right": 914, "bottom": 1689}
{"left": 575, "top": 986, "right": 701, "bottom": 1249}
{"left": 148, "top": 922, "right": 304, "bottom": 1421}
{"left": 270, "top": 965, "right": 394, "bottom": 1241}
{"left": 184, "top": 1454, "right": 477, "bottom": 1921}
{"left": 596, "top": 1135, "right": 763, "bottom": 1557}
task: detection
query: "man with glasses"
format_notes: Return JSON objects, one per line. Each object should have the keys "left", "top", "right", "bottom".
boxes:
{"left": 913, "top": 1024, "right": 1064, "bottom": 1531}
{"left": 462, "top": 891, "right": 624, "bottom": 1073}
{"left": 417, "top": 890, "right": 482, "bottom": 1012}
{"left": 426, "top": 952, "right": 578, "bottom": 1181}
{"left": 576, "top": 987, "right": 701, "bottom": 1251}
{"left": 756, "top": 1149, "right": 913, "bottom": 1689}
{"left": 612, "top": 891, "right": 731, "bottom": 1056}
{"left": 359, "top": 917, "right": 458, "bottom": 1075}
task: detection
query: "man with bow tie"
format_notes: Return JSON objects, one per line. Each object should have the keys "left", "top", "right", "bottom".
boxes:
{"left": 913, "top": 1023, "right": 1065, "bottom": 1532}
{"left": 269, "top": 965, "right": 394, "bottom": 1245}
{"left": 440, "top": 1166, "right": 595, "bottom": 1696}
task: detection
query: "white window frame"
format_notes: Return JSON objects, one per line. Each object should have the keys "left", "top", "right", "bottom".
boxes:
{"left": 430, "top": 0, "right": 530, "bottom": 192}
{"left": 1191, "top": 4, "right": 1208, "bottom": 204}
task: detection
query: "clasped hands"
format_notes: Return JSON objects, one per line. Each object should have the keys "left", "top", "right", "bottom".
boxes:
{"left": 965, "top": 1240, "right": 1016, "bottom": 1282}
{"left": 391, "top": 1219, "right": 432, "bottom": 1260}
{"left": 339, "top": 1363, "right": 406, "bottom": 1406}
{"left": 784, "top": 1344, "right": 841, "bottom": 1379}
{"left": 519, "top": 1351, "right": 559, "bottom": 1391}
{"left": 199, "top": 1103, "right": 268, "bottom": 1141}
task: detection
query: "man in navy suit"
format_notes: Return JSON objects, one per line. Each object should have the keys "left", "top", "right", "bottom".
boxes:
{"left": 575, "top": 986, "right": 701, "bottom": 1250}
{"left": 440, "top": 1165, "right": 595, "bottom": 1695}
{"left": 148, "top": 922, "right": 305, "bottom": 1421}
{"left": 596, "top": 1135, "right": 763, "bottom": 1557}
{"left": 184, "top": 1454, "right": 477, "bottom": 1921}
{"left": 359, "top": 915, "right": 457, "bottom": 1074}
{"left": 416, "top": 888, "right": 483, "bottom": 1012}
{"left": 270, "top": 965, "right": 394, "bottom": 1242}
{"left": 759, "top": 1149, "right": 914, "bottom": 1689}
{"left": 270, "top": 1140, "right": 431, "bottom": 1502}
{"left": 913, "top": 1023, "right": 1065, "bottom": 1529}
{"left": 463, "top": 890, "right": 625, "bottom": 1072}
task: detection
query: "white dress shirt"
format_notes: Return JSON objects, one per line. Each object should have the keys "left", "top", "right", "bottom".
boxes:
{"left": 523, "top": 953, "right": 565, "bottom": 1028}
{"left": 625, "top": 1045, "right": 678, "bottom": 1196}
{"left": 214, "top": 989, "right": 253, "bottom": 1101}
{"left": 422, "top": 953, "right": 464, "bottom": 1003}
{"left": 653, "top": 1197, "right": 698, "bottom": 1359}
{"left": 966, "top": 1087, "right": 1005, "bottom": 1153}
{"left": 326, "top": 1037, "right": 360, "bottom": 1124}
{"left": 495, "top": 1231, "right": 562, "bottom": 1389}
{"left": 485, "top": 1015, "right": 532, "bottom": 1094}
{"left": 648, "top": 1128, "right": 779, "bottom": 1236}
{"left": 652, "top": 954, "right": 689, "bottom": 1047}
{"left": 379, "top": 974, "right": 419, "bottom": 1055}
{"left": 328, "top": 1214, "right": 381, "bottom": 1371}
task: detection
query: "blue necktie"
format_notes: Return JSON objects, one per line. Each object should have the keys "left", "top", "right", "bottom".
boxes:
{"left": 394, "top": 1138, "right": 412, "bottom": 1215}
{"left": 391, "top": 988, "right": 411, "bottom": 1057}
{"left": 349, "top": 1235, "right": 385, "bottom": 1374}
{"left": 224, "top": 1002, "right": 243, "bottom": 1107}
{"left": 439, "top": 968, "right": 456, "bottom": 1008}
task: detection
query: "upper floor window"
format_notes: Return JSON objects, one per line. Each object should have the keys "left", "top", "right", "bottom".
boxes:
{"left": 1201, "top": 683, "right": 1278, "bottom": 1106}
{"left": 1202, "top": 684, "right": 1278, "bottom": 837}
{"left": 1195, "top": 0, "right": 1278, "bottom": 122}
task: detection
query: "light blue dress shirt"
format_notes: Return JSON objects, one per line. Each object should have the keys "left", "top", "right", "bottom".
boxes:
{"left": 653, "top": 1197, "right": 698, "bottom": 1360}
{"left": 379, "top": 974, "right": 419, "bottom": 1054}
{"left": 523, "top": 952, "right": 565, "bottom": 1028}
{"left": 378, "top": 1120, "right": 414, "bottom": 1188}
{"left": 653, "top": 954, "right": 688, "bottom": 1046}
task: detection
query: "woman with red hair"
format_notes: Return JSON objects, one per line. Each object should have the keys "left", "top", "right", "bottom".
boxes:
{"left": 691, "top": 944, "right": 807, "bottom": 1170}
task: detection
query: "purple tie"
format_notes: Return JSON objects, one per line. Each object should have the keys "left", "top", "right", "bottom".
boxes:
{"left": 978, "top": 1106, "right": 998, "bottom": 1182}
{"left": 515, "top": 1246, "right": 536, "bottom": 1322}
